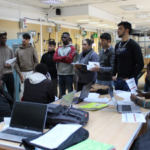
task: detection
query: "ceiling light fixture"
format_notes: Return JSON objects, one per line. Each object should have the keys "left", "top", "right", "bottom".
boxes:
{"left": 76, "top": 19, "right": 90, "bottom": 22}
{"left": 120, "top": 4, "right": 139, "bottom": 11}
{"left": 40, "top": 0, "right": 64, "bottom": 4}
{"left": 98, "top": 24, "right": 109, "bottom": 26}
{"left": 89, "top": 22, "right": 99, "bottom": 24}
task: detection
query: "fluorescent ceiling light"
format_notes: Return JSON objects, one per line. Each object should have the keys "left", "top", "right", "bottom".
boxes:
{"left": 105, "top": 26, "right": 115, "bottom": 28}
{"left": 89, "top": 22, "right": 99, "bottom": 24}
{"left": 98, "top": 24, "right": 108, "bottom": 26}
{"left": 40, "top": 0, "right": 64, "bottom": 4}
{"left": 120, "top": 4, "right": 139, "bottom": 11}
{"left": 136, "top": 14, "right": 148, "bottom": 18}
{"left": 76, "top": 19, "right": 90, "bottom": 22}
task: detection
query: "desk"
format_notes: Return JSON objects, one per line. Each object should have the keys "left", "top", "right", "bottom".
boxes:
{"left": 0, "top": 94, "right": 149, "bottom": 150}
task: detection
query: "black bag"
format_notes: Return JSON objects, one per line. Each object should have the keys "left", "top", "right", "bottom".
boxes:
{"left": 46, "top": 104, "right": 89, "bottom": 126}
{"left": 130, "top": 130, "right": 150, "bottom": 150}
{"left": 21, "top": 127, "right": 89, "bottom": 150}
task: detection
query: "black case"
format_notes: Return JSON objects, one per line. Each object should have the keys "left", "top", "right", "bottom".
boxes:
{"left": 21, "top": 127, "right": 89, "bottom": 150}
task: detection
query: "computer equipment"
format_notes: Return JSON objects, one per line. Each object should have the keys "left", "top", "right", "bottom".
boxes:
{"left": 0, "top": 101, "right": 47, "bottom": 142}
{"left": 73, "top": 82, "right": 92, "bottom": 104}
{"left": 60, "top": 91, "right": 76, "bottom": 107}
{"left": 108, "top": 88, "right": 141, "bottom": 113}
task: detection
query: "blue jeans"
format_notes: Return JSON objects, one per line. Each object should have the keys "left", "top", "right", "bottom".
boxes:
{"left": 144, "top": 84, "right": 150, "bottom": 92}
{"left": 114, "top": 78, "right": 138, "bottom": 91}
{"left": 59, "top": 75, "right": 73, "bottom": 98}
{"left": 96, "top": 80, "right": 114, "bottom": 90}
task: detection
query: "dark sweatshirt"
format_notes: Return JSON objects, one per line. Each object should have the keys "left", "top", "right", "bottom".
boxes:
{"left": 41, "top": 51, "right": 57, "bottom": 79}
{"left": 23, "top": 73, "right": 55, "bottom": 104}
{"left": 113, "top": 39, "right": 144, "bottom": 79}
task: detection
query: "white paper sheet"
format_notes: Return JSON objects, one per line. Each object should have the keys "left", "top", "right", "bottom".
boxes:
{"left": 126, "top": 78, "right": 138, "bottom": 95}
{"left": 3, "top": 117, "right": 11, "bottom": 129}
{"left": 107, "top": 100, "right": 134, "bottom": 106}
{"left": 87, "top": 62, "right": 100, "bottom": 70}
{"left": 84, "top": 97, "right": 110, "bottom": 103}
{"left": 88, "top": 93, "right": 100, "bottom": 99}
{"left": 122, "top": 113, "right": 146, "bottom": 123}
{"left": 113, "top": 90, "right": 125, "bottom": 94}
{"left": 55, "top": 96, "right": 59, "bottom": 101}
{"left": 30, "top": 124, "right": 82, "bottom": 149}
{"left": 6, "top": 57, "right": 16, "bottom": 65}
{"left": 116, "top": 92, "right": 132, "bottom": 103}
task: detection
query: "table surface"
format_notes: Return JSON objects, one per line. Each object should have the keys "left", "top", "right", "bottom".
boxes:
{"left": 0, "top": 93, "right": 149, "bottom": 150}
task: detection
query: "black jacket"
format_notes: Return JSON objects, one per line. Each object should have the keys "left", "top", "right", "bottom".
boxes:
{"left": 0, "top": 89, "right": 14, "bottom": 122}
{"left": 41, "top": 51, "right": 57, "bottom": 79}
{"left": 23, "top": 79, "right": 55, "bottom": 104}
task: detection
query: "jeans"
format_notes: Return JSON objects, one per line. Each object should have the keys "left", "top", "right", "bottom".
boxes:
{"left": 114, "top": 78, "right": 138, "bottom": 91}
{"left": 144, "top": 84, "right": 150, "bottom": 92}
{"left": 96, "top": 80, "right": 114, "bottom": 90}
{"left": 52, "top": 78, "right": 58, "bottom": 97}
{"left": 2, "top": 74, "right": 14, "bottom": 99}
{"left": 59, "top": 75, "right": 73, "bottom": 98}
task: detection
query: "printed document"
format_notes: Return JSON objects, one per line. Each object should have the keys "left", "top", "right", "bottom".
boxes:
{"left": 126, "top": 78, "right": 138, "bottom": 95}
{"left": 30, "top": 124, "right": 82, "bottom": 149}
{"left": 122, "top": 113, "right": 146, "bottom": 123}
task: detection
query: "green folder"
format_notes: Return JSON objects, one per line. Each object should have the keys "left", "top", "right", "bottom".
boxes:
{"left": 79, "top": 103, "right": 108, "bottom": 111}
{"left": 66, "top": 139, "right": 115, "bottom": 150}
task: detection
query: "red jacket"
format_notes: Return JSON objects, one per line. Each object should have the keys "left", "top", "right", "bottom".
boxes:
{"left": 53, "top": 44, "right": 75, "bottom": 64}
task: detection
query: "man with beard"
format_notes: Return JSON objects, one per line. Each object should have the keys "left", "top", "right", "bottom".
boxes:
{"left": 112, "top": 22, "right": 144, "bottom": 91}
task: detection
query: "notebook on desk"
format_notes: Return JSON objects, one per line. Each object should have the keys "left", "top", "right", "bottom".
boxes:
{"left": 0, "top": 101, "right": 47, "bottom": 143}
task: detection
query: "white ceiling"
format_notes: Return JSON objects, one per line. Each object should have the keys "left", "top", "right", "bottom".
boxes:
{"left": 4, "top": 0, "right": 150, "bottom": 30}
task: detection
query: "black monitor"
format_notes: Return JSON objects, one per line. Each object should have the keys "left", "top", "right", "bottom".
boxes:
{"left": 10, "top": 102, "right": 47, "bottom": 132}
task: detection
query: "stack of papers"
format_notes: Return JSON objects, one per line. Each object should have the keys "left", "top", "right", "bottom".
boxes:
{"left": 66, "top": 139, "right": 116, "bottom": 150}
{"left": 84, "top": 97, "right": 110, "bottom": 103}
{"left": 31, "top": 124, "right": 82, "bottom": 149}
{"left": 79, "top": 103, "right": 108, "bottom": 111}
{"left": 87, "top": 62, "right": 100, "bottom": 70}
{"left": 122, "top": 113, "right": 146, "bottom": 123}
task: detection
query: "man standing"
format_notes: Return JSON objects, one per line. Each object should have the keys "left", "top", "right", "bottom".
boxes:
{"left": 41, "top": 41, "right": 57, "bottom": 96}
{"left": 90, "top": 33, "right": 115, "bottom": 90}
{"left": 75, "top": 39, "right": 99, "bottom": 91}
{"left": 113, "top": 22, "right": 144, "bottom": 91}
{"left": 53, "top": 32, "right": 75, "bottom": 98}
{"left": 15, "top": 33, "right": 39, "bottom": 100}
{"left": 0, "top": 32, "right": 15, "bottom": 99}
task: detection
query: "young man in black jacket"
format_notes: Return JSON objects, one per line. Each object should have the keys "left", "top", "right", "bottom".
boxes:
{"left": 113, "top": 21, "right": 144, "bottom": 91}
{"left": 41, "top": 41, "right": 57, "bottom": 96}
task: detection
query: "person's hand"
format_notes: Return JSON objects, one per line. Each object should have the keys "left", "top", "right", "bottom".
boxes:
{"left": 130, "top": 94, "right": 137, "bottom": 102}
{"left": 90, "top": 64, "right": 100, "bottom": 72}
{"left": 19, "top": 73, "right": 24, "bottom": 82}
{"left": 123, "top": 78, "right": 129, "bottom": 81}
{"left": 74, "top": 64, "right": 82, "bottom": 69}
{"left": 4, "top": 63, "right": 11, "bottom": 68}
{"left": 112, "top": 76, "right": 117, "bottom": 81}
{"left": 136, "top": 90, "right": 144, "bottom": 97}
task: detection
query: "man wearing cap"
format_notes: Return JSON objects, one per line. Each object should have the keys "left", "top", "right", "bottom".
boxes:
{"left": 0, "top": 32, "right": 15, "bottom": 99}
